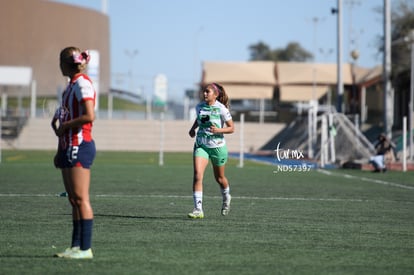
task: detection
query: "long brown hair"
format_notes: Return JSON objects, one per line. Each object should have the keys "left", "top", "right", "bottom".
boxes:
{"left": 210, "top": 82, "right": 230, "bottom": 109}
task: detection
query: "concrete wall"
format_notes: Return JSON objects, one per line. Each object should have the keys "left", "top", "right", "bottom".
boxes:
{"left": 1, "top": 118, "right": 285, "bottom": 153}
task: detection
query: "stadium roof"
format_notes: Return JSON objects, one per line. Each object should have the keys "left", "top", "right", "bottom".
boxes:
{"left": 201, "top": 61, "right": 382, "bottom": 101}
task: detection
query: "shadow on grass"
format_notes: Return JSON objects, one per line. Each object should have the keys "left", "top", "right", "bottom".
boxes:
{"left": 0, "top": 255, "right": 51, "bottom": 259}
{"left": 94, "top": 213, "right": 187, "bottom": 220}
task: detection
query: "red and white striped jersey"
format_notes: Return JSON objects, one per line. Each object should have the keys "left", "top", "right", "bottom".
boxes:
{"left": 59, "top": 73, "right": 96, "bottom": 148}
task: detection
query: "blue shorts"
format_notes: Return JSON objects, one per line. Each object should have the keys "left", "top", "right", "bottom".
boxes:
{"left": 56, "top": 140, "right": 96, "bottom": 169}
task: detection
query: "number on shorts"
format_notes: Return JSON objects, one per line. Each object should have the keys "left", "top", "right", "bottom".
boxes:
{"left": 70, "top": 146, "right": 79, "bottom": 162}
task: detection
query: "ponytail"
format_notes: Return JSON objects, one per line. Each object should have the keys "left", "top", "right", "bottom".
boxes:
{"left": 211, "top": 83, "right": 230, "bottom": 109}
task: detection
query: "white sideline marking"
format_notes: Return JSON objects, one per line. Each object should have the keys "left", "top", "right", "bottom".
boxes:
{"left": 317, "top": 169, "right": 414, "bottom": 190}
{"left": 96, "top": 194, "right": 364, "bottom": 202}
{"left": 0, "top": 193, "right": 412, "bottom": 204}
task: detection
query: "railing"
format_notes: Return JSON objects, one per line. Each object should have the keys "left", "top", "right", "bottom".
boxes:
{"left": 1, "top": 116, "right": 27, "bottom": 139}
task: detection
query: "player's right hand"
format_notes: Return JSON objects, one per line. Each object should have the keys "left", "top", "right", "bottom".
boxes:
{"left": 189, "top": 129, "right": 196, "bottom": 138}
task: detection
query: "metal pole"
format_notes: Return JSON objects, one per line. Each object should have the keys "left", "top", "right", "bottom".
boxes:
{"left": 361, "top": 86, "right": 366, "bottom": 122}
{"left": 30, "top": 80, "right": 36, "bottom": 118}
{"left": 125, "top": 49, "right": 138, "bottom": 93}
{"left": 383, "top": 0, "right": 393, "bottom": 139}
{"left": 312, "top": 101, "right": 318, "bottom": 155}
{"left": 336, "top": 0, "right": 344, "bottom": 112}
{"left": 193, "top": 27, "right": 203, "bottom": 89}
{"left": 159, "top": 112, "right": 165, "bottom": 166}
{"left": 308, "top": 106, "right": 313, "bottom": 159}
{"left": 108, "top": 93, "right": 113, "bottom": 119}
{"left": 410, "top": 34, "right": 414, "bottom": 160}
{"left": 328, "top": 113, "right": 336, "bottom": 163}
{"left": 239, "top": 113, "right": 245, "bottom": 168}
{"left": 146, "top": 94, "right": 152, "bottom": 120}
{"left": 403, "top": 116, "right": 407, "bottom": 172}
{"left": 321, "top": 115, "right": 328, "bottom": 167}
{"left": 259, "top": 98, "right": 265, "bottom": 124}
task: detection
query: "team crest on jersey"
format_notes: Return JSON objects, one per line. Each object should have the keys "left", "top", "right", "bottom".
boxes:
{"left": 211, "top": 108, "right": 220, "bottom": 115}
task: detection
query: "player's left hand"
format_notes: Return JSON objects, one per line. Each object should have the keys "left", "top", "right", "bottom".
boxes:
{"left": 55, "top": 124, "right": 66, "bottom": 137}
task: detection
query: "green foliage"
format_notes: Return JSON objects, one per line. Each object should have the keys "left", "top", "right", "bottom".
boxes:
{"left": 1, "top": 150, "right": 414, "bottom": 274}
{"left": 99, "top": 95, "right": 147, "bottom": 111}
{"left": 391, "top": 1, "right": 414, "bottom": 94}
{"left": 0, "top": 96, "right": 149, "bottom": 112}
{"left": 249, "top": 41, "right": 313, "bottom": 62}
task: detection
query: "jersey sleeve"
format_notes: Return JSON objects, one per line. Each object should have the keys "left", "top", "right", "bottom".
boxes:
{"left": 221, "top": 106, "right": 232, "bottom": 122}
{"left": 76, "top": 77, "right": 95, "bottom": 102}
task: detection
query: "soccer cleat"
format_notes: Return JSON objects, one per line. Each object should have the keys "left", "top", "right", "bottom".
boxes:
{"left": 54, "top": 247, "right": 79, "bottom": 258}
{"left": 221, "top": 195, "right": 231, "bottom": 216}
{"left": 63, "top": 248, "right": 93, "bottom": 259}
{"left": 188, "top": 208, "right": 204, "bottom": 219}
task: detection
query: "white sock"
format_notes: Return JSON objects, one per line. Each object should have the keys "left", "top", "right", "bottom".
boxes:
{"left": 221, "top": 187, "right": 230, "bottom": 200}
{"left": 193, "top": 191, "right": 203, "bottom": 210}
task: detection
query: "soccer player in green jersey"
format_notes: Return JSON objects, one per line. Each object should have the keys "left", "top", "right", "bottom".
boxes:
{"left": 188, "top": 83, "right": 234, "bottom": 219}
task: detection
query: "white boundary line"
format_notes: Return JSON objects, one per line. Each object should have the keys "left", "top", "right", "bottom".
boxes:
{"left": 0, "top": 193, "right": 412, "bottom": 204}
{"left": 317, "top": 169, "right": 414, "bottom": 190}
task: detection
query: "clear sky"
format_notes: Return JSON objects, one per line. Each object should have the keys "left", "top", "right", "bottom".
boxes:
{"left": 52, "top": 0, "right": 388, "bottom": 101}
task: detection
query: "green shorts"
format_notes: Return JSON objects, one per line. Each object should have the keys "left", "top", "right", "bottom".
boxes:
{"left": 193, "top": 144, "right": 228, "bottom": 166}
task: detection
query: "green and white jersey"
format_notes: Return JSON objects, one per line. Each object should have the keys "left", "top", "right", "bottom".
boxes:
{"left": 195, "top": 101, "right": 232, "bottom": 148}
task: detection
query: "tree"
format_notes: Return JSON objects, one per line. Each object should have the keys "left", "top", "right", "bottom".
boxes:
{"left": 389, "top": 1, "right": 414, "bottom": 124}
{"left": 391, "top": 1, "right": 414, "bottom": 85}
{"left": 248, "top": 41, "right": 273, "bottom": 61}
{"left": 248, "top": 41, "right": 313, "bottom": 62}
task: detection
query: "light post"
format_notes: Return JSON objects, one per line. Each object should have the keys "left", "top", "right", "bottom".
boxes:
{"left": 193, "top": 27, "right": 203, "bottom": 89}
{"left": 331, "top": 0, "right": 343, "bottom": 113}
{"left": 307, "top": 16, "right": 323, "bottom": 160}
{"left": 350, "top": 49, "right": 359, "bottom": 116}
{"left": 383, "top": 0, "right": 393, "bottom": 139}
{"left": 408, "top": 30, "right": 414, "bottom": 160}
{"left": 125, "top": 49, "right": 139, "bottom": 93}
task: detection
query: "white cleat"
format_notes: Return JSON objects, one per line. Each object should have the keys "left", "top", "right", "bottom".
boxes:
{"left": 188, "top": 208, "right": 204, "bottom": 219}
{"left": 221, "top": 195, "right": 231, "bottom": 216}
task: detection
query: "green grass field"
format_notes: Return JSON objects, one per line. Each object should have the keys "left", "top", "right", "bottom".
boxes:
{"left": 1, "top": 150, "right": 414, "bottom": 275}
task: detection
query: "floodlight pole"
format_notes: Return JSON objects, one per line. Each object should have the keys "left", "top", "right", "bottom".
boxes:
{"left": 125, "top": 49, "right": 138, "bottom": 93}
{"left": 333, "top": 0, "right": 343, "bottom": 113}
{"left": 383, "top": 0, "right": 393, "bottom": 139}
{"left": 409, "top": 30, "right": 414, "bottom": 160}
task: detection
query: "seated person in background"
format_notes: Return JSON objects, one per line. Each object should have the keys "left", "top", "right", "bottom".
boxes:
{"left": 369, "top": 133, "right": 395, "bottom": 172}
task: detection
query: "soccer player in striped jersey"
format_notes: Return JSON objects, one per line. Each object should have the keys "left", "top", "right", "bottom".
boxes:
{"left": 52, "top": 46, "right": 96, "bottom": 259}
{"left": 188, "top": 83, "right": 234, "bottom": 219}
